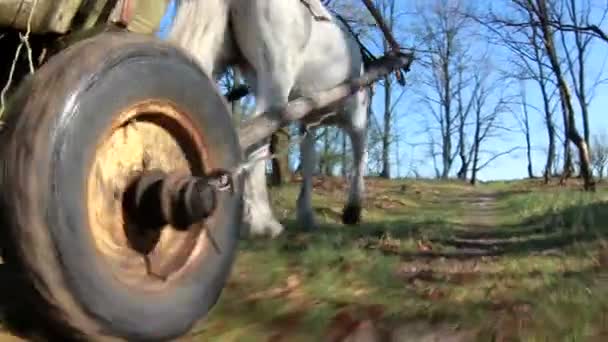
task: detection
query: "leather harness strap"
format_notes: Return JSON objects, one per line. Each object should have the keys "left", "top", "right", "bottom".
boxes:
{"left": 299, "top": 0, "right": 332, "bottom": 21}
{"left": 109, "top": 0, "right": 168, "bottom": 34}
{"left": 110, "top": 1, "right": 329, "bottom": 34}
{"left": 120, "top": 0, "right": 133, "bottom": 24}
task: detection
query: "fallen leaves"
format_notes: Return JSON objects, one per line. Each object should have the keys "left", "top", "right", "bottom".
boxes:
{"left": 324, "top": 304, "right": 387, "bottom": 342}
{"left": 372, "top": 195, "right": 418, "bottom": 209}
{"left": 425, "top": 287, "right": 446, "bottom": 301}
{"left": 246, "top": 274, "right": 303, "bottom": 302}
{"left": 417, "top": 240, "right": 433, "bottom": 252}
{"left": 267, "top": 309, "right": 308, "bottom": 342}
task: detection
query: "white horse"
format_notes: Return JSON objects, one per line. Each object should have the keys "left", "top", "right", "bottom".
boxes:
{"left": 167, "top": 0, "right": 369, "bottom": 237}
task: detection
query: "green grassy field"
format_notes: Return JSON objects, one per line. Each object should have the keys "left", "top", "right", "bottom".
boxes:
{"left": 191, "top": 177, "right": 608, "bottom": 341}
{"left": 2, "top": 177, "right": 608, "bottom": 341}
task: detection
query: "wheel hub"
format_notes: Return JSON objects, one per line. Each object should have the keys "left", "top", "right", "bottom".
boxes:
{"left": 124, "top": 169, "right": 232, "bottom": 231}
{"left": 87, "top": 100, "right": 215, "bottom": 289}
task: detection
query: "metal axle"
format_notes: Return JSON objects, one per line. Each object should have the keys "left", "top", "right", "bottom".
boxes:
{"left": 125, "top": 170, "right": 226, "bottom": 230}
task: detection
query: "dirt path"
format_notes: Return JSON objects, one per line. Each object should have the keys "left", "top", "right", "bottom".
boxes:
{"left": 463, "top": 193, "right": 502, "bottom": 226}
{"left": 0, "top": 190, "right": 511, "bottom": 342}
{"left": 383, "top": 191, "right": 503, "bottom": 342}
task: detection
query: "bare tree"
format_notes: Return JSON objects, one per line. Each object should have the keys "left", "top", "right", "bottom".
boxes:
{"left": 591, "top": 131, "right": 608, "bottom": 179}
{"left": 522, "top": 18, "right": 561, "bottom": 182}
{"left": 478, "top": 0, "right": 608, "bottom": 46}
{"left": 542, "top": 0, "right": 608, "bottom": 44}
{"left": 557, "top": 0, "right": 594, "bottom": 146}
{"left": 415, "top": 0, "right": 473, "bottom": 179}
{"left": 515, "top": 81, "right": 535, "bottom": 178}
{"left": 530, "top": 24, "right": 560, "bottom": 183}
{"left": 370, "top": 0, "right": 407, "bottom": 179}
{"left": 473, "top": 1, "right": 558, "bottom": 183}
{"left": 455, "top": 64, "right": 470, "bottom": 180}
{"left": 454, "top": 58, "right": 483, "bottom": 180}
{"left": 321, "top": 0, "right": 405, "bottom": 179}
{"left": 468, "top": 63, "right": 517, "bottom": 185}
{"left": 341, "top": 131, "right": 348, "bottom": 177}
{"left": 481, "top": 0, "right": 596, "bottom": 190}
{"left": 524, "top": 0, "right": 595, "bottom": 190}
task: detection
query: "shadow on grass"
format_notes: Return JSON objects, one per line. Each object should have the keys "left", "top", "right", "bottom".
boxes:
{"left": 196, "top": 245, "right": 607, "bottom": 341}
{"left": 259, "top": 198, "right": 608, "bottom": 262}
{"left": 2, "top": 194, "right": 608, "bottom": 340}
{"left": 439, "top": 201, "right": 608, "bottom": 256}
{"left": 188, "top": 198, "right": 608, "bottom": 336}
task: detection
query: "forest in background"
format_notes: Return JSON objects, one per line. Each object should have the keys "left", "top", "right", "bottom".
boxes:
{"left": 221, "top": 0, "right": 608, "bottom": 190}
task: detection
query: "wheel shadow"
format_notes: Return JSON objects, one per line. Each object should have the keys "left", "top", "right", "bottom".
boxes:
{"left": 0, "top": 262, "right": 30, "bottom": 340}
{"left": 0, "top": 262, "right": 61, "bottom": 342}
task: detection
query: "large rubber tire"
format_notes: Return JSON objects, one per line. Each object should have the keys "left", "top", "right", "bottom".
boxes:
{"left": 0, "top": 32, "right": 243, "bottom": 341}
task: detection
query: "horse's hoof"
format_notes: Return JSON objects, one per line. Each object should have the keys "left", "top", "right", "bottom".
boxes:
{"left": 342, "top": 205, "right": 362, "bottom": 225}
{"left": 242, "top": 219, "right": 285, "bottom": 239}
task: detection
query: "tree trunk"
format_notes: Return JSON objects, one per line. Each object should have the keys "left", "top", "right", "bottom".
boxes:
{"left": 470, "top": 148, "right": 479, "bottom": 185}
{"left": 441, "top": 73, "right": 453, "bottom": 179}
{"left": 441, "top": 132, "right": 452, "bottom": 179}
{"left": 322, "top": 127, "right": 332, "bottom": 176}
{"left": 529, "top": 17, "right": 555, "bottom": 184}
{"left": 565, "top": 0, "right": 591, "bottom": 148}
{"left": 378, "top": 0, "right": 397, "bottom": 179}
{"left": 560, "top": 144, "right": 573, "bottom": 182}
{"left": 441, "top": 31, "right": 453, "bottom": 180}
{"left": 535, "top": 0, "right": 595, "bottom": 191}
{"left": 380, "top": 76, "right": 392, "bottom": 179}
{"left": 341, "top": 131, "right": 347, "bottom": 177}
{"left": 456, "top": 140, "right": 468, "bottom": 180}
{"left": 572, "top": 0, "right": 592, "bottom": 172}
{"left": 269, "top": 127, "right": 291, "bottom": 186}
{"left": 577, "top": 50, "right": 591, "bottom": 151}
{"left": 456, "top": 79, "right": 468, "bottom": 180}
{"left": 520, "top": 85, "right": 534, "bottom": 178}
{"left": 470, "top": 106, "right": 482, "bottom": 186}
{"left": 571, "top": 132, "right": 594, "bottom": 189}
{"left": 560, "top": 102, "right": 573, "bottom": 182}
{"left": 524, "top": 108, "right": 534, "bottom": 179}
{"left": 456, "top": 111, "right": 469, "bottom": 181}
{"left": 526, "top": 128, "right": 534, "bottom": 178}
{"left": 544, "top": 117, "right": 555, "bottom": 183}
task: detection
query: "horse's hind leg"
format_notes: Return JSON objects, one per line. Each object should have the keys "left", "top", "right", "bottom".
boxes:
{"left": 296, "top": 125, "right": 319, "bottom": 230}
{"left": 230, "top": 0, "right": 308, "bottom": 237}
{"left": 341, "top": 89, "right": 370, "bottom": 225}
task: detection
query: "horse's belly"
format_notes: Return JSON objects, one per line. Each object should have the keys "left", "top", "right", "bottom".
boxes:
{"left": 293, "top": 62, "right": 351, "bottom": 96}
{"left": 292, "top": 20, "right": 362, "bottom": 97}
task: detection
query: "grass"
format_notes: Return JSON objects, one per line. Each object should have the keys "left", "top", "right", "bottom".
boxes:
{"left": 2, "top": 177, "right": 608, "bottom": 341}
{"left": 190, "top": 177, "right": 608, "bottom": 341}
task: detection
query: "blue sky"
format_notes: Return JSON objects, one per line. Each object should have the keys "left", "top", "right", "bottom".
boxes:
{"left": 364, "top": 0, "right": 608, "bottom": 181}
{"left": 157, "top": 0, "right": 608, "bottom": 182}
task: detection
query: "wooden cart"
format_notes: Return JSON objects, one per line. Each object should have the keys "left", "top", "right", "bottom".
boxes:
{"left": 0, "top": 1, "right": 412, "bottom": 340}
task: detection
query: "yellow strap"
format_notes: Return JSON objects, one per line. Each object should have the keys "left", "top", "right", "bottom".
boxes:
{"left": 126, "top": 0, "right": 167, "bottom": 34}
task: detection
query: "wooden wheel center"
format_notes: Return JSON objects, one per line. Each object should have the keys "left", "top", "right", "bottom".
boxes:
{"left": 86, "top": 100, "right": 208, "bottom": 289}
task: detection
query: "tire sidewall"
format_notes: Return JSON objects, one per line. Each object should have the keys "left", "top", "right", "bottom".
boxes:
{"left": 7, "top": 34, "right": 243, "bottom": 341}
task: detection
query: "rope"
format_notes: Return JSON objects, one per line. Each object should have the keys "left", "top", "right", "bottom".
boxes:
{"left": 231, "top": 113, "right": 337, "bottom": 180}
{"left": 0, "top": 0, "right": 39, "bottom": 120}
